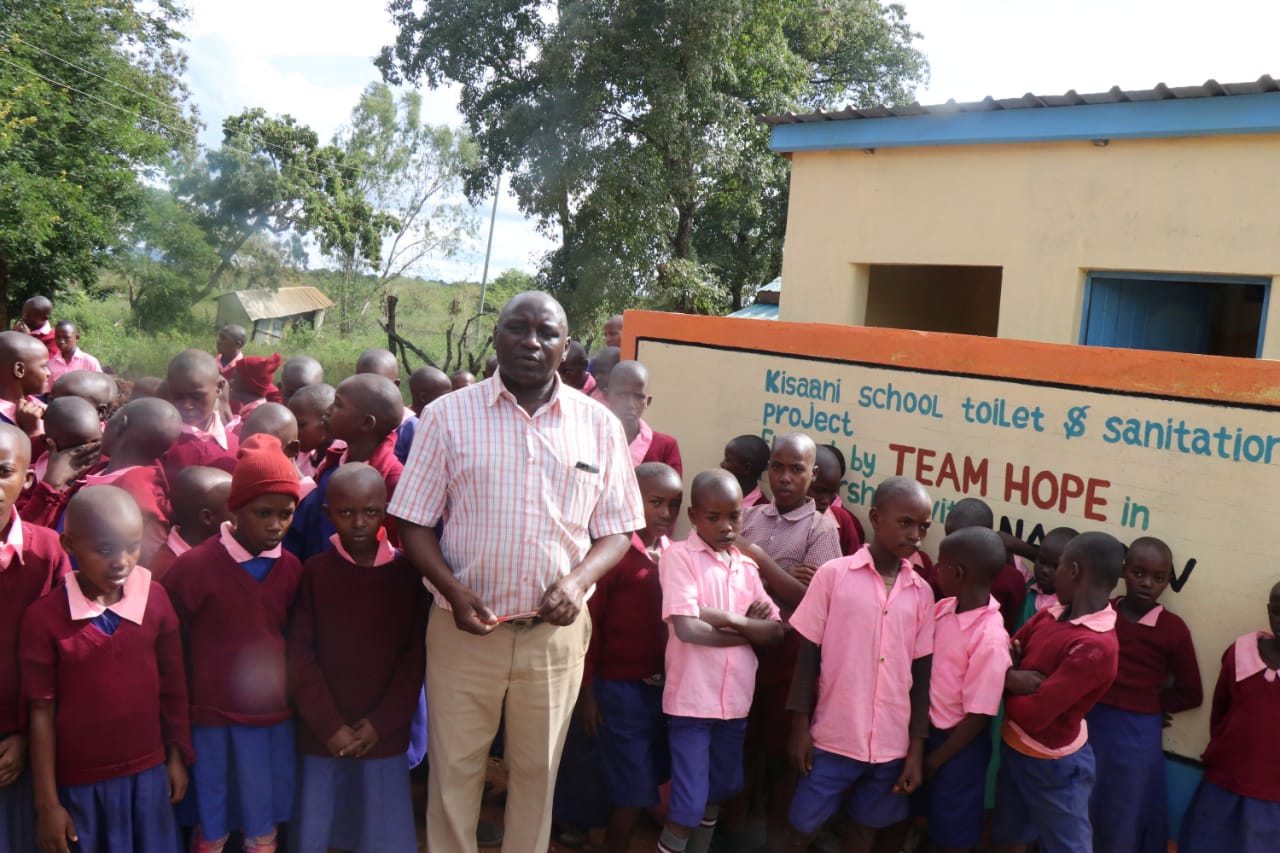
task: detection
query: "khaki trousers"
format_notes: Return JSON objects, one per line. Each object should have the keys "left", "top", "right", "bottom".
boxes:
{"left": 425, "top": 605, "right": 589, "bottom": 853}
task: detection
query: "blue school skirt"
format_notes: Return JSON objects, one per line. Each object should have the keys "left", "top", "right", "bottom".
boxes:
{"left": 0, "top": 769, "right": 34, "bottom": 850}
{"left": 61, "top": 762, "right": 181, "bottom": 852}
{"left": 1179, "top": 779, "right": 1280, "bottom": 853}
{"left": 179, "top": 720, "right": 295, "bottom": 841}
{"left": 290, "top": 754, "right": 417, "bottom": 853}
{"left": 1087, "top": 703, "right": 1166, "bottom": 853}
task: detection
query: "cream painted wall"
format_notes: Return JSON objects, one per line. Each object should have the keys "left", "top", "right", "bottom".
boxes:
{"left": 777, "top": 135, "right": 1280, "bottom": 356}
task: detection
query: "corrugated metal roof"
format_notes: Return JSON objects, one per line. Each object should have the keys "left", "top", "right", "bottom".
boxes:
{"left": 761, "top": 76, "right": 1280, "bottom": 126}
{"left": 223, "top": 287, "right": 334, "bottom": 321}
{"left": 726, "top": 302, "right": 779, "bottom": 320}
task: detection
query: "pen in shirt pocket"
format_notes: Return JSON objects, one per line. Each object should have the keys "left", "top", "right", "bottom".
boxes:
{"left": 575, "top": 461, "right": 600, "bottom": 474}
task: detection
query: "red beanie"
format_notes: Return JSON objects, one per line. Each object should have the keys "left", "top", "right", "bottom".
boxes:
{"left": 234, "top": 353, "right": 283, "bottom": 397}
{"left": 228, "top": 433, "right": 300, "bottom": 510}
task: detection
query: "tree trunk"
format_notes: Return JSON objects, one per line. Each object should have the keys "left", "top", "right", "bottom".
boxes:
{"left": 672, "top": 202, "right": 695, "bottom": 260}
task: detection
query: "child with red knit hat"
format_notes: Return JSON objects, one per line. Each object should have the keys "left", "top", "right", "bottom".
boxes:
{"left": 161, "top": 434, "right": 304, "bottom": 853}
{"left": 230, "top": 353, "right": 284, "bottom": 418}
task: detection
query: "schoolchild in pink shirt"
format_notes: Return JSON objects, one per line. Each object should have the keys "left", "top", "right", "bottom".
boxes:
{"left": 605, "top": 361, "right": 683, "bottom": 475}
{"left": 22, "top": 486, "right": 191, "bottom": 853}
{"left": 1088, "top": 536, "right": 1201, "bottom": 853}
{"left": 992, "top": 531, "right": 1123, "bottom": 853}
{"left": 808, "top": 445, "right": 864, "bottom": 556}
{"left": 657, "top": 470, "right": 782, "bottom": 853}
{"left": 214, "top": 324, "right": 246, "bottom": 380}
{"left": 150, "top": 466, "right": 231, "bottom": 580}
{"left": 0, "top": 424, "right": 70, "bottom": 852}
{"left": 719, "top": 434, "right": 770, "bottom": 508}
{"left": 0, "top": 331, "right": 51, "bottom": 439}
{"left": 1017, "top": 527, "right": 1077, "bottom": 630}
{"left": 1179, "top": 580, "right": 1280, "bottom": 853}
{"left": 783, "top": 475, "right": 936, "bottom": 853}
{"left": 920, "top": 527, "right": 1011, "bottom": 853}
{"left": 161, "top": 350, "right": 239, "bottom": 480}
{"left": 48, "top": 321, "right": 103, "bottom": 383}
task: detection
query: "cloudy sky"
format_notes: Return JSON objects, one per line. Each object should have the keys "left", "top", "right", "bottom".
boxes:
{"left": 182, "top": 0, "right": 1280, "bottom": 281}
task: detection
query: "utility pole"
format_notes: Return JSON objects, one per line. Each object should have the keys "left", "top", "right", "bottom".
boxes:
{"left": 478, "top": 173, "right": 501, "bottom": 314}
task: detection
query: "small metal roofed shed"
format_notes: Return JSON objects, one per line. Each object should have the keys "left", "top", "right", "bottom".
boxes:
{"left": 216, "top": 286, "right": 335, "bottom": 344}
{"left": 761, "top": 75, "right": 1280, "bottom": 152}
{"left": 726, "top": 277, "right": 781, "bottom": 320}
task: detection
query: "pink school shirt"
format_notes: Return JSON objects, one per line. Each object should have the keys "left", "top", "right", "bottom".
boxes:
{"left": 660, "top": 533, "right": 779, "bottom": 719}
{"left": 628, "top": 419, "right": 654, "bottom": 467}
{"left": 790, "top": 545, "right": 935, "bottom": 763}
{"left": 47, "top": 348, "right": 102, "bottom": 382}
{"left": 1028, "top": 583, "right": 1058, "bottom": 614}
{"left": 929, "top": 596, "right": 1011, "bottom": 729}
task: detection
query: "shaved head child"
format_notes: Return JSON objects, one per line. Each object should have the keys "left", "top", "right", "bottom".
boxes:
{"left": 48, "top": 320, "right": 102, "bottom": 383}
{"left": 13, "top": 296, "right": 56, "bottom": 357}
{"left": 922, "top": 527, "right": 1012, "bottom": 853}
{"left": 32, "top": 395, "right": 101, "bottom": 481}
{"left": 150, "top": 466, "right": 232, "bottom": 579}
{"left": 992, "top": 531, "right": 1123, "bottom": 853}
{"left": 394, "top": 366, "right": 452, "bottom": 464}
{"left": 567, "top": 462, "right": 682, "bottom": 853}
{"left": 450, "top": 370, "right": 476, "bottom": 390}
{"left": 720, "top": 434, "right": 770, "bottom": 507}
{"left": 16, "top": 395, "right": 109, "bottom": 532}
{"left": 0, "top": 330, "right": 51, "bottom": 437}
{"left": 944, "top": 497, "right": 1027, "bottom": 635}
{"left": 809, "top": 444, "right": 864, "bottom": 556}
{"left": 356, "top": 348, "right": 416, "bottom": 432}
{"left": 49, "top": 370, "right": 117, "bottom": 424}
{"left": 279, "top": 355, "right": 323, "bottom": 405}
{"left": 288, "top": 463, "right": 428, "bottom": 850}
{"left": 657, "top": 469, "right": 782, "bottom": 853}
{"left": 558, "top": 341, "right": 592, "bottom": 393}
{"left": 1178, "top": 580, "right": 1280, "bottom": 853}
{"left": 289, "top": 383, "right": 335, "bottom": 481}
{"left": 1018, "top": 526, "right": 1078, "bottom": 628}
{"left": 784, "top": 476, "right": 936, "bottom": 853}
{"left": 285, "top": 375, "right": 405, "bottom": 561}
{"left": 162, "top": 349, "right": 237, "bottom": 479}
{"left": 214, "top": 324, "right": 246, "bottom": 378}
{"left": 160, "top": 434, "right": 303, "bottom": 851}
{"left": 0, "top": 423, "right": 71, "bottom": 851}
{"left": 1086, "top": 536, "right": 1202, "bottom": 853}
{"left": 589, "top": 346, "right": 621, "bottom": 398}
{"left": 21, "top": 485, "right": 191, "bottom": 852}
{"left": 607, "top": 361, "right": 682, "bottom": 475}
{"left": 603, "top": 314, "right": 623, "bottom": 349}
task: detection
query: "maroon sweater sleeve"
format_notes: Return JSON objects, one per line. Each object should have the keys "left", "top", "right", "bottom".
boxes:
{"left": 1208, "top": 645, "right": 1234, "bottom": 738}
{"left": 364, "top": 576, "right": 428, "bottom": 739}
{"left": 152, "top": 583, "right": 193, "bottom": 765}
{"left": 648, "top": 433, "right": 683, "bottom": 477}
{"left": 17, "top": 481, "right": 71, "bottom": 530}
{"left": 583, "top": 567, "right": 612, "bottom": 688}
{"left": 1161, "top": 615, "right": 1204, "bottom": 714}
{"left": 289, "top": 568, "right": 347, "bottom": 744}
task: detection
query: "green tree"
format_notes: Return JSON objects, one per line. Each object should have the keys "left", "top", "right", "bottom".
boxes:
{"left": 173, "top": 108, "right": 391, "bottom": 313}
{"left": 0, "top": 0, "right": 196, "bottom": 322}
{"left": 329, "top": 82, "right": 477, "bottom": 333}
{"left": 379, "top": 0, "right": 926, "bottom": 326}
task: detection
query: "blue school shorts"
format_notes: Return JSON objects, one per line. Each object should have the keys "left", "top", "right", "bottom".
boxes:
{"left": 666, "top": 716, "right": 747, "bottom": 828}
{"left": 596, "top": 679, "right": 668, "bottom": 809}
{"left": 789, "top": 748, "right": 906, "bottom": 834}
{"left": 991, "top": 741, "right": 1095, "bottom": 853}
{"left": 924, "top": 725, "right": 993, "bottom": 849}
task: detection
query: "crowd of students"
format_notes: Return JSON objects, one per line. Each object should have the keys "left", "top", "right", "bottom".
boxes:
{"left": 0, "top": 295, "right": 1272, "bottom": 853}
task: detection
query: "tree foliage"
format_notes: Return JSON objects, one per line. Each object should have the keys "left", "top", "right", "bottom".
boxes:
{"left": 0, "top": 0, "right": 196, "bottom": 323}
{"left": 379, "top": 0, "right": 927, "bottom": 328}
{"left": 328, "top": 83, "right": 478, "bottom": 333}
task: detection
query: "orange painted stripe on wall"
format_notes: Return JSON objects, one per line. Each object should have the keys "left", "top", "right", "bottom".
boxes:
{"left": 621, "top": 310, "right": 1280, "bottom": 408}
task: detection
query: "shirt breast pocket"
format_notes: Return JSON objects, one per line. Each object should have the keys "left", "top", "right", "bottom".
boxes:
{"left": 561, "top": 466, "right": 602, "bottom": 530}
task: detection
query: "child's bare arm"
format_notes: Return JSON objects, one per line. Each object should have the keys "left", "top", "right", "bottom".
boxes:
{"left": 671, "top": 614, "right": 750, "bottom": 648}
{"left": 739, "top": 542, "right": 807, "bottom": 608}
{"left": 787, "top": 639, "right": 821, "bottom": 775}
{"left": 924, "top": 712, "right": 991, "bottom": 778}
{"left": 31, "top": 699, "right": 77, "bottom": 853}
{"left": 698, "top": 604, "right": 783, "bottom": 647}
{"left": 892, "top": 654, "right": 932, "bottom": 794}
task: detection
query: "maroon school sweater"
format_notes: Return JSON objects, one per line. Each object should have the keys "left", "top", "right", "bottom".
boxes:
{"left": 161, "top": 430, "right": 239, "bottom": 481}
{"left": 585, "top": 537, "right": 666, "bottom": 685}
{"left": 1005, "top": 607, "right": 1119, "bottom": 750}
{"left": 19, "top": 578, "right": 192, "bottom": 786}
{"left": 828, "top": 503, "right": 864, "bottom": 556}
{"left": 640, "top": 432, "right": 683, "bottom": 477}
{"left": 0, "top": 522, "right": 71, "bottom": 734}
{"left": 161, "top": 537, "right": 303, "bottom": 726}
{"left": 1202, "top": 636, "right": 1280, "bottom": 802}
{"left": 316, "top": 432, "right": 403, "bottom": 542}
{"left": 1099, "top": 599, "right": 1202, "bottom": 715}
{"left": 289, "top": 548, "right": 427, "bottom": 758}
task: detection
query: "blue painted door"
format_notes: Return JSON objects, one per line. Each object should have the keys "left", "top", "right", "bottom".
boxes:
{"left": 1083, "top": 276, "right": 1213, "bottom": 353}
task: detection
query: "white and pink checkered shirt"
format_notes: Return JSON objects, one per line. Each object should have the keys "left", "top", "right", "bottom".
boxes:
{"left": 389, "top": 372, "right": 645, "bottom": 617}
